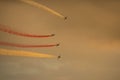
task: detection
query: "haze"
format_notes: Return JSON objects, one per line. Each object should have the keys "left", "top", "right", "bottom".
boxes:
{"left": 0, "top": 0, "right": 120, "bottom": 80}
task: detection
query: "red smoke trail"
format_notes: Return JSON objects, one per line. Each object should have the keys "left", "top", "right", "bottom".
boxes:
{"left": 0, "top": 24, "right": 55, "bottom": 38}
{"left": 0, "top": 41, "right": 59, "bottom": 48}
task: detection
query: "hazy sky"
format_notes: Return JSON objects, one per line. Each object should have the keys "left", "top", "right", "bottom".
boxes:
{"left": 0, "top": 0, "right": 120, "bottom": 80}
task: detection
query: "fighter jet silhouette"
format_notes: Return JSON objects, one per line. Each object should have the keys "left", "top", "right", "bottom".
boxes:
{"left": 50, "top": 34, "right": 55, "bottom": 36}
{"left": 57, "top": 55, "right": 61, "bottom": 60}
{"left": 56, "top": 43, "right": 60, "bottom": 46}
{"left": 64, "top": 16, "right": 67, "bottom": 20}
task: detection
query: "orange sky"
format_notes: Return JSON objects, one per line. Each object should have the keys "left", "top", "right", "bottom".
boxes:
{"left": 0, "top": 0, "right": 120, "bottom": 80}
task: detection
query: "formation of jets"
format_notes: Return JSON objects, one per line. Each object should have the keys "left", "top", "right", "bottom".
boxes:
{"left": 56, "top": 17, "right": 68, "bottom": 60}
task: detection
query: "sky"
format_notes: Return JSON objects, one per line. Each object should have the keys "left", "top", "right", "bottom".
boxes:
{"left": 0, "top": 0, "right": 120, "bottom": 80}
